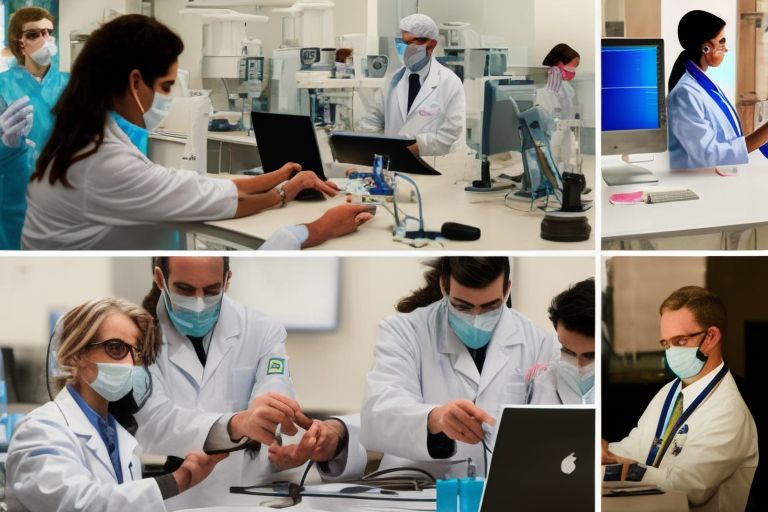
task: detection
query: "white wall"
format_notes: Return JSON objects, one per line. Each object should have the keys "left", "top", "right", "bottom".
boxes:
{"left": 57, "top": 0, "right": 139, "bottom": 71}
{"left": 0, "top": 256, "right": 593, "bottom": 413}
{"left": 661, "top": 0, "right": 737, "bottom": 103}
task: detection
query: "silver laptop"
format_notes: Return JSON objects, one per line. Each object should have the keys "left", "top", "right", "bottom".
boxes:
{"left": 481, "top": 405, "right": 595, "bottom": 512}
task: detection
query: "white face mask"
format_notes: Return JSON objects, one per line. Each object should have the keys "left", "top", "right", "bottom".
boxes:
{"left": 557, "top": 354, "right": 595, "bottom": 396}
{"left": 28, "top": 38, "right": 57, "bottom": 67}
{"left": 132, "top": 84, "right": 172, "bottom": 132}
{"left": 404, "top": 43, "right": 430, "bottom": 72}
{"left": 88, "top": 363, "right": 135, "bottom": 402}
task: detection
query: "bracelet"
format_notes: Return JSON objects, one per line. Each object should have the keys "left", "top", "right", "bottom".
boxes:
{"left": 275, "top": 184, "right": 287, "bottom": 208}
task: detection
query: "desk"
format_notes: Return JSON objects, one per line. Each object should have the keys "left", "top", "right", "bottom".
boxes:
{"left": 601, "top": 152, "right": 768, "bottom": 245}
{"left": 197, "top": 154, "right": 595, "bottom": 250}
{"left": 602, "top": 490, "right": 689, "bottom": 512}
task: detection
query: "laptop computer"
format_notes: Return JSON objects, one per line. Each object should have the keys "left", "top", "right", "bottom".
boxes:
{"left": 481, "top": 405, "right": 595, "bottom": 512}
{"left": 251, "top": 112, "right": 328, "bottom": 200}
{"left": 328, "top": 132, "right": 441, "bottom": 175}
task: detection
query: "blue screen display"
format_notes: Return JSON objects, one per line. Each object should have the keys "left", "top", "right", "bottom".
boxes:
{"left": 602, "top": 45, "right": 660, "bottom": 131}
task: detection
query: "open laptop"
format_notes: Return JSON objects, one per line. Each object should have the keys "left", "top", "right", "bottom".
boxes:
{"left": 328, "top": 132, "right": 441, "bottom": 175}
{"left": 481, "top": 405, "right": 595, "bottom": 512}
{"left": 251, "top": 112, "right": 328, "bottom": 200}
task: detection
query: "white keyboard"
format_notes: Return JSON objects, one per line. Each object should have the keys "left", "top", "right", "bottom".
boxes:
{"left": 646, "top": 189, "right": 699, "bottom": 204}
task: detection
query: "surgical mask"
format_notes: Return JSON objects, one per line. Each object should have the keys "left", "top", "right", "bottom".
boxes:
{"left": 404, "top": 43, "right": 430, "bottom": 72}
{"left": 557, "top": 62, "right": 576, "bottom": 81}
{"left": 558, "top": 355, "right": 594, "bottom": 396}
{"left": 665, "top": 346, "right": 707, "bottom": 379}
{"left": 28, "top": 38, "right": 57, "bottom": 67}
{"left": 132, "top": 84, "right": 172, "bottom": 132}
{"left": 395, "top": 38, "right": 407, "bottom": 59}
{"left": 130, "top": 366, "right": 152, "bottom": 409}
{"left": 446, "top": 298, "right": 503, "bottom": 350}
{"left": 162, "top": 279, "right": 223, "bottom": 338}
{"left": 88, "top": 363, "right": 136, "bottom": 402}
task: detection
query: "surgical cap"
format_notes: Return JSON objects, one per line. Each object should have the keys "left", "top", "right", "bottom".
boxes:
{"left": 399, "top": 14, "right": 439, "bottom": 41}
{"left": 677, "top": 10, "right": 725, "bottom": 53}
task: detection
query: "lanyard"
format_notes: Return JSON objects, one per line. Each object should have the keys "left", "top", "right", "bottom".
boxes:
{"left": 645, "top": 363, "right": 728, "bottom": 466}
{"left": 683, "top": 60, "right": 768, "bottom": 158}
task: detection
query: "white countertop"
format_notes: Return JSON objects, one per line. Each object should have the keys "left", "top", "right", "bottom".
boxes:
{"left": 201, "top": 154, "right": 596, "bottom": 250}
{"left": 601, "top": 152, "right": 768, "bottom": 241}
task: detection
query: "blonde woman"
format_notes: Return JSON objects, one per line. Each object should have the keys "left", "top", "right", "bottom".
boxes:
{"left": 5, "top": 298, "right": 226, "bottom": 511}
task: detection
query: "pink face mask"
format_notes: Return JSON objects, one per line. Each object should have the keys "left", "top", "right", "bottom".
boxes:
{"left": 558, "top": 62, "right": 576, "bottom": 81}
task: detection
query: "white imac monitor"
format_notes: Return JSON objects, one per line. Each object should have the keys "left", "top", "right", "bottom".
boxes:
{"left": 601, "top": 38, "right": 666, "bottom": 185}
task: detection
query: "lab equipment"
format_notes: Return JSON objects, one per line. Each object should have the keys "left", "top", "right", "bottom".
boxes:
{"left": 481, "top": 406, "right": 594, "bottom": 512}
{"left": 459, "top": 477, "right": 483, "bottom": 512}
{"left": 180, "top": 9, "right": 268, "bottom": 113}
{"left": 328, "top": 132, "right": 440, "bottom": 175}
{"left": 250, "top": 112, "right": 327, "bottom": 200}
{"left": 272, "top": 1, "right": 335, "bottom": 49}
{"left": 561, "top": 172, "right": 587, "bottom": 211}
{"left": 646, "top": 189, "right": 699, "bottom": 204}
{"left": 465, "top": 79, "right": 534, "bottom": 192}
{"left": 366, "top": 55, "right": 389, "bottom": 78}
{"left": 601, "top": 39, "right": 666, "bottom": 185}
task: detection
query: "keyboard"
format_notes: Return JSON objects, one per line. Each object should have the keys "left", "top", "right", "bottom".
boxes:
{"left": 646, "top": 189, "right": 699, "bottom": 204}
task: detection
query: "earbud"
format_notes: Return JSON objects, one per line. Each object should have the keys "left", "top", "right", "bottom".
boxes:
{"left": 702, "top": 46, "right": 710, "bottom": 54}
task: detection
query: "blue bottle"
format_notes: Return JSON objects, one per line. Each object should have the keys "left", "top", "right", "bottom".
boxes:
{"left": 459, "top": 477, "right": 484, "bottom": 512}
{"left": 436, "top": 478, "right": 459, "bottom": 512}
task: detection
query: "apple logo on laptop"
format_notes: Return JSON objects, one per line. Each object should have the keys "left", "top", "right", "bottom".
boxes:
{"left": 561, "top": 452, "right": 577, "bottom": 475}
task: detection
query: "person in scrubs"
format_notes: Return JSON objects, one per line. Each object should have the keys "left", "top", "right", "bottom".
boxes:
{"left": 355, "top": 14, "right": 466, "bottom": 156}
{"left": 22, "top": 14, "right": 373, "bottom": 250}
{"left": 0, "top": 6, "right": 69, "bottom": 249}
{"left": 6, "top": 297, "right": 226, "bottom": 511}
{"left": 602, "top": 286, "right": 758, "bottom": 511}
{"left": 360, "top": 257, "right": 558, "bottom": 478}
{"left": 668, "top": 10, "right": 768, "bottom": 169}
{"left": 528, "top": 278, "right": 595, "bottom": 405}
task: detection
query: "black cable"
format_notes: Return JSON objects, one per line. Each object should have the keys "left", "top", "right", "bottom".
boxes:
{"left": 361, "top": 466, "right": 437, "bottom": 484}
{"left": 299, "top": 459, "right": 314, "bottom": 488}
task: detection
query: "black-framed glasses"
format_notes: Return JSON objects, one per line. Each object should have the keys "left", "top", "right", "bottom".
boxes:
{"left": 86, "top": 339, "right": 141, "bottom": 362}
{"left": 659, "top": 330, "right": 708, "bottom": 349}
{"left": 22, "top": 28, "right": 54, "bottom": 40}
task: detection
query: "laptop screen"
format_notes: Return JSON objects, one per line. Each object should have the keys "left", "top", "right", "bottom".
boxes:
{"left": 251, "top": 112, "right": 327, "bottom": 180}
{"left": 481, "top": 406, "right": 595, "bottom": 512}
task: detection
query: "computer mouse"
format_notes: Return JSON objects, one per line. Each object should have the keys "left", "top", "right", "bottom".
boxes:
{"left": 294, "top": 188, "right": 326, "bottom": 201}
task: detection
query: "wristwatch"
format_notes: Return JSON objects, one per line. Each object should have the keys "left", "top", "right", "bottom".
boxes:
{"left": 275, "top": 184, "right": 287, "bottom": 208}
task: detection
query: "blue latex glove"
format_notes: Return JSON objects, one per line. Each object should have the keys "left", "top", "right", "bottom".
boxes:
{"left": 0, "top": 96, "right": 34, "bottom": 148}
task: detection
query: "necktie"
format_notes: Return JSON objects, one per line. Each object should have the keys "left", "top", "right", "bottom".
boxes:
{"left": 407, "top": 73, "right": 421, "bottom": 112}
{"left": 187, "top": 335, "right": 207, "bottom": 366}
{"left": 654, "top": 392, "right": 684, "bottom": 466}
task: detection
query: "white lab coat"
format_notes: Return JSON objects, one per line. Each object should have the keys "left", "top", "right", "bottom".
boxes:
{"left": 21, "top": 116, "right": 305, "bottom": 250}
{"left": 360, "top": 299, "right": 558, "bottom": 478}
{"left": 6, "top": 387, "right": 164, "bottom": 511}
{"left": 667, "top": 71, "right": 749, "bottom": 170}
{"left": 356, "top": 58, "right": 466, "bottom": 156}
{"left": 135, "top": 295, "right": 294, "bottom": 510}
{"left": 528, "top": 365, "right": 595, "bottom": 405}
{"left": 535, "top": 80, "right": 577, "bottom": 123}
{"left": 609, "top": 366, "right": 758, "bottom": 512}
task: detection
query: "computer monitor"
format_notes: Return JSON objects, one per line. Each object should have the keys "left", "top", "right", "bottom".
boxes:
{"left": 251, "top": 112, "right": 327, "bottom": 200}
{"left": 467, "top": 79, "right": 535, "bottom": 192}
{"left": 601, "top": 38, "right": 666, "bottom": 185}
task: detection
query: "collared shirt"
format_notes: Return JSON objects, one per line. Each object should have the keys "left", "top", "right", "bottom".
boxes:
{"left": 680, "top": 361, "right": 726, "bottom": 410}
{"left": 67, "top": 385, "right": 123, "bottom": 483}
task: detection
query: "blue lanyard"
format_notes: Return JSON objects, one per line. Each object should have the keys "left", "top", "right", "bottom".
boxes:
{"left": 683, "top": 60, "right": 768, "bottom": 158}
{"left": 645, "top": 363, "right": 728, "bottom": 466}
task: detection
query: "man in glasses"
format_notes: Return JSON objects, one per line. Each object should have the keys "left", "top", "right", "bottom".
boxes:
{"left": 529, "top": 278, "right": 595, "bottom": 404}
{"left": 134, "top": 257, "right": 357, "bottom": 510}
{"left": 355, "top": 13, "right": 465, "bottom": 157}
{"left": 0, "top": 6, "right": 69, "bottom": 249}
{"left": 602, "top": 286, "right": 758, "bottom": 512}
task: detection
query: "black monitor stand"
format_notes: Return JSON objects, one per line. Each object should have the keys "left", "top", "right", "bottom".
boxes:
{"left": 464, "top": 158, "right": 517, "bottom": 193}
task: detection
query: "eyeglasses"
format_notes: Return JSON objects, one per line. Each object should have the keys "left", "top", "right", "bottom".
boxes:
{"left": 22, "top": 28, "right": 54, "bottom": 40}
{"left": 86, "top": 339, "right": 141, "bottom": 362}
{"left": 658, "top": 330, "right": 708, "bottom": 349}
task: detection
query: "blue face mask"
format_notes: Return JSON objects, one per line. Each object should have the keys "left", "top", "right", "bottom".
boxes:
{"left": 162, "top": 277, "right": 224, "bottom": 338}
{"left": 558, "top": 355, "right": 595, "bottom": 396}
{"left": 110, "top": 111, "right": 149, "bottom": 155}
{"left": 446, "top": 298, "right": 503, "bottom": 350}
{"left": 665, "top": 346, "right": 707, "bottom": 379}
{"left": 88, "top": 363, "right": 136, "bottom": 402}
{"left": 395, "top": 38, "right": 407, "bottom": 59}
